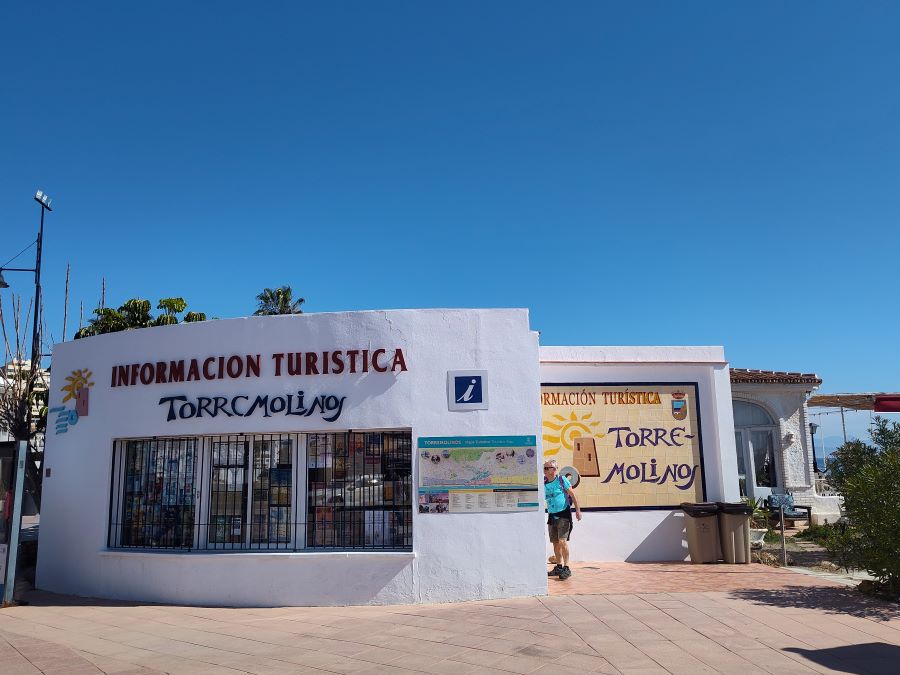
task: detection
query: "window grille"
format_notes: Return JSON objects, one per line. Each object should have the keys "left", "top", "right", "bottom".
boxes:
{"left": 108, "top": 438, "right": 197, "bottom": 549}
{"left": 251, "top": 436, "right": 293, "bottom": 545}
{"left": 306, "top": 431, "right": 412, "bottom": 550}
{"left": 207, "top": 437, "right": 249, "bottom": 547}
{"left": 108, "top": 430, "right": 411, "bottom": 552}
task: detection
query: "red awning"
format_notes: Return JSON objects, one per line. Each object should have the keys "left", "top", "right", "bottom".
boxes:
{"left": 875, "top": 395, "right": 900, "bottom": 413}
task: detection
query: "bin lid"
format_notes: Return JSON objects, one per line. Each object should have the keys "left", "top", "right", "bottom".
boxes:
{"left": 680, "top": 502, "right": 719, "bottom": 516}
{"left": 716, "top": 501, "right": 754, "bottom": 515}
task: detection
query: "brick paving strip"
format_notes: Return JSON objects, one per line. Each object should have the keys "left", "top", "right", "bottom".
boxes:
{"left": 0, "top": 563, "right": 898, "bottom": 674}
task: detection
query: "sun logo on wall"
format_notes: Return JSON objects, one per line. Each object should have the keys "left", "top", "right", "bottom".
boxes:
{"left": 51, "top": 368, "right": 95, "bottom": 435}
{"left": 61, "top": 368, "right": 94, "bottom": 417}
{"left": 61, "top": 369, "right": 94, "bottom": 403}
{"left": 542, "top": 411, "right": 604, "bottom": 456}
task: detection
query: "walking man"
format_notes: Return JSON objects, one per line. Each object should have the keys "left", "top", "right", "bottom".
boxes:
{"left": 544, "top": 459, "right": 581, "bottom": 580}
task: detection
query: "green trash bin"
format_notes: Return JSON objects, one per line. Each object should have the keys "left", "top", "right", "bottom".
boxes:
{"left": 681, "top": 502, "right": 721, "bottom": 564}
{"left": 717, "top": 501, "right": 753, "bottom": 564}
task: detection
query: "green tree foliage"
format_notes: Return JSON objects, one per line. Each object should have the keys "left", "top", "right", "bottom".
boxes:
{"left": 826, "top": 417, "right": 900, "bottom": 595}
{"left": 254, "top": 286, "right": 305, "bottom": 315}
{"left": 119, "top": 299, "right": 154, "bottom": 328}
{"left": 155, "top": 297, "right": 188, "bottom": 326}
{"left": 74, "top": 297, "right": 206, "bottom": 338}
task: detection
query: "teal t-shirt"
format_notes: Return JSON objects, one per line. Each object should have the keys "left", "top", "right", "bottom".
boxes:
{"left": 545, "top": 475, "right": 571, "bottom": 514}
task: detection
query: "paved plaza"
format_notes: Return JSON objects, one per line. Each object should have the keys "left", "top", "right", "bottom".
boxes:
{"left": 2, "top": 563, "right": 899, "bottom": 674}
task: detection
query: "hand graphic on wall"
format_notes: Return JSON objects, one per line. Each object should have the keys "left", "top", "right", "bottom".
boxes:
{"left": 49, "top": 406, "right": 79, "bottom": 434}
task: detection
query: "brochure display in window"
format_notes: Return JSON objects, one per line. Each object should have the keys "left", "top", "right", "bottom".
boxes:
{"left": 109, "top": 431, "right": 411, "bottom": 552}
{"left": 306, "top": 431, "right": 412, "bottom": 550}
{"left": 117, "top": 438, "right": 197, "bottom": 549}
{"left": 250, "top": 438, "right": 292, "bottom": 544}
{"left": 208, "top": 440, "right": 248, "bottom": 545}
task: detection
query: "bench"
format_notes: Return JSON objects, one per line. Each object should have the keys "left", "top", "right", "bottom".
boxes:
{"left": 766, "top": 494, "right": 812, "bottom": 528}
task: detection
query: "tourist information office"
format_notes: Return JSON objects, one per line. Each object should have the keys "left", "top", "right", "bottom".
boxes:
{"left": 37, "top": 309, "right": 739, "bottom": 606}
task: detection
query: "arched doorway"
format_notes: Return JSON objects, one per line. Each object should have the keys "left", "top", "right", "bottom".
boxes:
{"left": 732, "top": 401, "right": 779, "bottom": 501}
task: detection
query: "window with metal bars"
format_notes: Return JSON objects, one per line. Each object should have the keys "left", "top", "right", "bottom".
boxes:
{"left": 202, "top": 433, "right": 295, "bottom": 550}
{"left": 306, "top": 431, "right": 412, "bottom": 550}
{"left": 108, "top": 438, "right": 197, "bottom": 549}
{"left": 108, "top": 430, "right": 412, "bottom": 552}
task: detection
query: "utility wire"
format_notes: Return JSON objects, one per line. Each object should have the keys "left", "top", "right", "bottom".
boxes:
{"left": 1, "top": 239, "right": 37, "bottom": 269}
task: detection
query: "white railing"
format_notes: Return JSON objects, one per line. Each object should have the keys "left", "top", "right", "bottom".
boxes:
{"left": 815, "top": 477, "right": 839, "bottom": 497}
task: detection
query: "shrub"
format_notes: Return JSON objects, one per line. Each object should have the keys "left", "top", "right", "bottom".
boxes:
{"left": 763, "top": 528, "right": 781, "bottom": 544}
{"left": 826, "top": 417, "right": 900, "bottom": 595}
{"left": 823, "top": 524, "right": 863, "bottom": 573}
{"left": 795, "top": 523, "right": 833, "bottom": 545}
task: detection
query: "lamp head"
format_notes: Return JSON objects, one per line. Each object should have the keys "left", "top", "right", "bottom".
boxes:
{"left": 0, "top": 271, "right": 8, "bottom": 289}
{"left": 34, "top": 190, "right": 52, "bottom": 210}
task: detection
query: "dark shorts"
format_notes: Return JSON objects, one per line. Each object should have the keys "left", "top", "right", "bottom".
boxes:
{"left": 548, "top": 512, "right": 572, "bottom": 543}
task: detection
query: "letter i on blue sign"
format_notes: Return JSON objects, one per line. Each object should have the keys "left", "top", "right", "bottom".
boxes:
{"left": 447, "top": 370, "right": 489, "bottom": 411}
{"left": 455, "top": 376, "right": 482, "bottom": 404}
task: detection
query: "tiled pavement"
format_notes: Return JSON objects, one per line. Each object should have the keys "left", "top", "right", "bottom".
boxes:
{"left": 2, "top": 563, "right": 899, "bottom": 674}
{"left": 547, "top": 562, "right": 849, "bottom": 595}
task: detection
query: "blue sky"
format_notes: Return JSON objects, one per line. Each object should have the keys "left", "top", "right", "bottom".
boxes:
{"left": 1, "top": 2, "right": 898, "bottom": 422}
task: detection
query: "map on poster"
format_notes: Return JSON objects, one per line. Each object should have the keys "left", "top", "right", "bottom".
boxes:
{"left": 417, "top": 436, "right": 540, "bottom": 514}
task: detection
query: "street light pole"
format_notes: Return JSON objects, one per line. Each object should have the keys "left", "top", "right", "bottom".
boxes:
{"left": 0, "top": 190, "right": 51, "bottom": 606}
{"left": 27, "top": 192, "right": 50, "bottom": 433}
{"left": 809, "top": 422, "right": 820, "bottom": 474}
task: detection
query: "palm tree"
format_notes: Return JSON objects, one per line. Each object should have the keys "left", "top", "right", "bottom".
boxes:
{"left": 254, "top": 286, "right": 305, "bottom": 315}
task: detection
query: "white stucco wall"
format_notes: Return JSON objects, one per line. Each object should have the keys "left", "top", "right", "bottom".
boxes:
{"left": 37, "top": 308, "right": 547, "bottom": 606}
{"left": 539, "top": 346, "right": 740, "bottom": 562}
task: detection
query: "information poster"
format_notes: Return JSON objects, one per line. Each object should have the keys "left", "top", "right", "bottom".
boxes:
{"left": 417, "top": 436, "right": 540, "bottom": 514}
{"left": 541, "top": 383, "right": 705, "bottom": 509}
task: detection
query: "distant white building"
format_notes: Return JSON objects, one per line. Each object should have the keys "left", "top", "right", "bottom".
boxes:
{"left": 1, "top": 359, "right": 49, "bottom": 442}
{"left": 1, "top": 360, "right": 49, "bottom": 525}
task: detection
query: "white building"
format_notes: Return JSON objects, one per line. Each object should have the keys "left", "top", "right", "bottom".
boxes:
{"left": 540, "top": 347, "right": 739, "bottom": 562}
{"left": 37, "top": 309, "right": 740, "bottom": 606}
{"left": 729, "top": 369, "right": 842, "bottom": 523}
